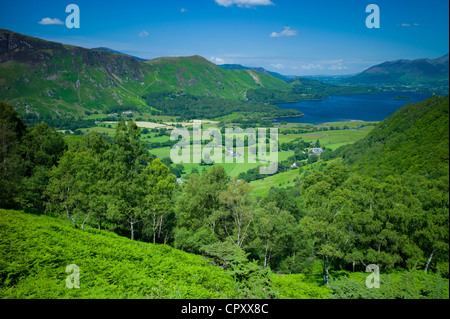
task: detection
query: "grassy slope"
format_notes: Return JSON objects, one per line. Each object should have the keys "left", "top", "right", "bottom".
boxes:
{"left": 249, "top": 161, "right": 329, "bottom": 197}
{"left": 0, "top": 209, "right": 239, "bottom": 299}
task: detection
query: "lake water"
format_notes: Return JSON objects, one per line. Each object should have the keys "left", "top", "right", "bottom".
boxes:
{"left": 275, "top": 91, "right": 430, "bottom": 124}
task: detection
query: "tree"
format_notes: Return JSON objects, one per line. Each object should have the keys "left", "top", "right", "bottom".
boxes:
{"left": 21, "top": 122, "right": 67, "bottom": 209}
{"left": 105, "top": 120, "right": 152, "bottom": 240}
{"left": 174, "top": 166, "right": 229, "bottom": 252}
{"left": 308, "top": 154, "right": 319, "bottom": 164}
{"left": 0, "top": 101, "right": 27, "bottom": 208}
{"left": 299, "top": 162, "right": 354, "bottom": 284}
{"left": 140, "top": 158, "right": 176, "bottom": 244}
{"left": 45, "top": 150, "right": 98, "bottom": 229}
{"left": 250, "top": 203, "right": 296, "bottom": 269}
{"left": 218, "top": 180, "right": 255, "bottom": 249}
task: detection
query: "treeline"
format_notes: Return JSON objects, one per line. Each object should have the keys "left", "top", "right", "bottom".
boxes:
{"left": 20, "top": 113, "right": 97, "bottom": 131}
{"left": 299, "top": 161, "right": 448, "bottom": 283}
{"left": 247, "top": 78, "right": 379, "bottom": 104}
{"left": 337, "top": 95, "right": 450, "bottom": 179}
{"left": 279, "top": 123, "right": 377, "bottom": 135}
{"left": 105, "top": 105, "right": 139, "bottom": 114}
{"left": 142, "top": 91, "right": 302, "bottom": 120}
{"left": 45, "top": 122, "right": 176, "bottom": 243}
{"left": 0, "top": 101, "right": 68, "bottom": 210}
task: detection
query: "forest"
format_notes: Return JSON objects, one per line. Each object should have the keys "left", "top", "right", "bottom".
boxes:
{"left": 142, "top": 91, "right": 302, "bottom": 121}
{"left": 0, "top": 96, "right": 449, "bottom": 299}
{"left": 246, "top": 78, "right": 380, "bottom": 104}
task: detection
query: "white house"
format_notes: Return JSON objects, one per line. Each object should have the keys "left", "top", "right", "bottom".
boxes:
{"left": 309, "top": 148, "right": 324, "bottom": 156}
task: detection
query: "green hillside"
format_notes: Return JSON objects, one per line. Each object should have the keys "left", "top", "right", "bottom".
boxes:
{"left": 338, "top": 95, "right": 449, "bottom": 179}
{"left": 0, "top": 29, "right": 290, "bottom": 117}
{"left": 145, "top": 55, "right": 291, "bottom": 100}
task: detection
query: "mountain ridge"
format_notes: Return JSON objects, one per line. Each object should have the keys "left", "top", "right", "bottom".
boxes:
{"left": 0, "top": 29, "right": 291, "bottom": 117}
{"left": 344, "top": 54, "right": 449, "bottom": 89}
{"left": 92, "top": 47, "right": 148, "bottom": 62}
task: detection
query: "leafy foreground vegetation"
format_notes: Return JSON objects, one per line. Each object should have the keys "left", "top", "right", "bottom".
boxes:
{"left": 1, "top": 209, "right": 447, "bottom": 299}
{"left": 0, "top": 209, "right": 237, "bottom": 299}
{"left": 0, "top": 209, "right": 329, "bottom": 299}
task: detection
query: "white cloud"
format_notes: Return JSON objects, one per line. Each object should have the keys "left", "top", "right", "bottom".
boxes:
{"left": 139, "top": 30, "right": 149, "bottom": 37}
{"left": 301, "top": 64, "right": 323, "bottom": 70}
{"left": 270, "top": 63, "right": 284, "bottom": 69}
{"left": 328, "top": 64, "right": 348, "bottom": 71}
{"left": 38, "top": 18, "right": 64, "bottom": 25}
{"left": 270, "top": 26, "right": 298, "bottom": 38}
{"left": 210, "top": 56, "right": 225, "bottom": 65}
{"left": 215, "top": 0, "right": 274, "bottom": 8}
{"left": 399, "top": 22, "right": 419, "bottom": 27}
{"left": 328, "top": 60, "right": 348, "bottom": 70}
{"left": 180, "top": 8, "right": 187, "bottom": 13}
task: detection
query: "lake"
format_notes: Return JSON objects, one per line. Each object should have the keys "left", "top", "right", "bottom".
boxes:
{"left": 275, "top": 91, "right": 430, "bottom": 124}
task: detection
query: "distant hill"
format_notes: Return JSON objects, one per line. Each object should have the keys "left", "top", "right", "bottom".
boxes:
{"left": 302, "top": 74, "right": 356, "bottom": 84}
{"left": 219, "top": 64, "right": 296, "bottom": 82}
{"left": 343, "top": 54, "right": 449, "bottom": 92}
{"left": 0, "top": 29, "right": 291, "bottom": 117}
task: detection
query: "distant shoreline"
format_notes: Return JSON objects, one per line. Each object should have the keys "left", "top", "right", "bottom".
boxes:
{"left": 273, "top": 113, "right": 304, "bottom": 119}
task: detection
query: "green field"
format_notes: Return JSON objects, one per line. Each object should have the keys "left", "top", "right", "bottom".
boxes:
{"left": 166, "top": 150, "right": 294, "bottom": 179}
{"left": 278, "top": 124, "right": 377, "bottom": 149}
{"left": 299, "top": 126, "right": 376, "bottom": 150}
{"left": 249, "top": 161, "right": 329, "bottom": 197}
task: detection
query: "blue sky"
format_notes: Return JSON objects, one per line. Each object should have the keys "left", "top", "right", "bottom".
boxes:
{"left": 1, "top": 0, "right": 448, "bottom": 75}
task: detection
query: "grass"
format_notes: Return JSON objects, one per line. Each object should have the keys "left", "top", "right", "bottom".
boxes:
{"left": 250, "top": 168, "right": 302, "bottom": 197}
{"left": 149, "top": 147, "right": 172, "bottom": 157}
{"left": 271, "top": 274, "right": 331, "bottom": 299}
{"left": 297, "top": 126, "right": 376, "bottom": 150}
{"left": 175, "top": 151, "right": 294, "bottom": 179}
{"left": 249, "top": 161, "right": 332, "bottom": 197}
